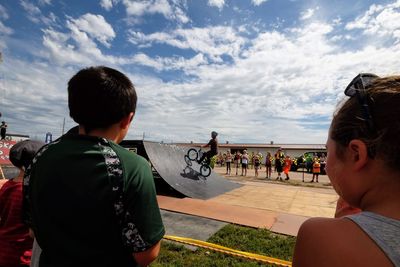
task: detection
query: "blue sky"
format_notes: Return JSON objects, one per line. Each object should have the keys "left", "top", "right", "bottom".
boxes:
{"left": 0, "top": 0, "right": 400, "bottom": 144}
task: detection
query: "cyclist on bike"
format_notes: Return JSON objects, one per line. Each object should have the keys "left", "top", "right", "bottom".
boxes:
{"left": 197, "top": 131, "right": 218, "bottom": 166}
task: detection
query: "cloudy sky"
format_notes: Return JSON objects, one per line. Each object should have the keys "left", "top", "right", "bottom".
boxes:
{"left": 0, "top": 0, "right": 399, "bottom": 144}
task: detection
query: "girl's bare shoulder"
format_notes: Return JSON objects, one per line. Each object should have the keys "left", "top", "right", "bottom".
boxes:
{"left": 293, "top": 217, "right": 392, "bottom": 267}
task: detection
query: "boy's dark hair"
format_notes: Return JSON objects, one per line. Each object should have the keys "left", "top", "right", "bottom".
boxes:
{"left": 68, "top": 66, "right": 137, "bottom": 132}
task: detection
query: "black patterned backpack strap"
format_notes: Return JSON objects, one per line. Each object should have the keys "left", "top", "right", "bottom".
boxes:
{"left": 99, "top": 138, "right": 148, "bottom": 252}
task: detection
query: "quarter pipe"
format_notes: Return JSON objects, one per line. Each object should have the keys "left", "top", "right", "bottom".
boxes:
{"left": 120, "top": 140, "right": 242, "bottom": 199}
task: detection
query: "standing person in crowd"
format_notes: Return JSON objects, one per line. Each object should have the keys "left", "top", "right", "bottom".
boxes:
{"left": 283, "top": 155, "right": 292, "bottom": 181}
{"left": 311, "top": 158, "right": 321, "bottom": 182}
{"left": 234, "top": 151, "right": 241, "bottom": 175}
{"left": 249, "top": 152, "right": 255, "bottom": 169}
{"left": 0, "top": 140, "right": 44, "bottom": 267}
{"left": 265, "top": 152, "right": 272, "bottom": 179}
{"left": 225, "top": 150, "right": 232, "bottom": 175}
{"left": 293, "top": 74, "right": 400, "bottom": 266}
{"left": 23, "top": 66, "right": 165, "bottom": 267}
{"left": 0, "top": 121, "right": 7, "bottom": 140}
{"left": 198, "top": 131, "right": 219, "bottom": 166}
{"left": 319, "top": 152, "right": 327, "bottom": 174}
{"left": 274, "top": 148, "right": 284, "bottom": 181}
{"left": 254, "top": 153, "right": 261, "bottom": 178}
{"left": 305, "top": 153, "right": 313, "bottom": 173}
{"left": 241, "top": 150, "right": 249, "bottom": 176}
{"left": 218, "top": 152, "right": 224, "bottom": 167}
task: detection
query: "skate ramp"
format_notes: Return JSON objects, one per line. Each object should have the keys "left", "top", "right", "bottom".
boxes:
{"left": 121, "top": 140, "right": 241, "bottom": 199}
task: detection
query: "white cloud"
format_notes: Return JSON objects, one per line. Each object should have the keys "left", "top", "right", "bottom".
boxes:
{"left": 127, "top": 23, "right": 342, "bottom": 142}
{"left": 40, "top": 14, "right": 202, "bottom": 72}
{"left": 130, "top": 53, "right": 208, "bottom": 73}
{"left": 68, "top": 14, "right": 115, "bottom": 48}
{"left": 128, "top": 26, "right": 247, "bottom": 62}
{"left": 0, "top": 57, "right": 76, "bottom": 137}
{"left": 20, "top": 0, "right": 58, "bottom": 25}
{"left": 173, "top": 5, "right": 190, "bottom": 24}
{"left": 41, "top": 14, "right": 119, "bottom": 66}
{"left": 0, "top": 21, "right": 13, "bottom": 35}
{"left": 100, "top": 0, "right": 117, "bottom": 10}
{"left": 128, "top": 17, "right": 400, "bottom": 143}
{"left": 122, "top": 0, "right": 189, "bottom": 24}
{"left": 251, "top": 0, "right": 268, "bottom": 6}
{"left": 300, "top": 7, "right": 319, "bottom": 20}
{"left": 20, "top": 0, "right": 41, "bottom": 16}
{"left": 39, "top": 0, "right": 52, "bottom": 5}
{"left": 5, "top": 0, "right": 400, "bottom": 144}
{"left": 208, "top": 0, "right": 225, "bottom": 9}
{"left": 346, "top": 1, "right": 400, "bottom": 42}
{"left": 0, "top": 4, "right": 9, "bottom": 20}
{"left": 132, "top": 53, "right": 164, "bottom": 70}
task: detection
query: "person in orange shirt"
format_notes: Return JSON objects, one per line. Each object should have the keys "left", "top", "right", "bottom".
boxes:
{"left": 283, "top": 155, "right": 292, "bottom": 181}
{"left": 311, "top": 158, "right": 320, "bottom": 182}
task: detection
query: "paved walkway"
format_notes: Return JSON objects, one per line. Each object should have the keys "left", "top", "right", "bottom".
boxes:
{"left": 211, "top": 166, "right": 337, "bottom": 218}
{"left": 157, "top": 166, "right": 339, "bottom": 236}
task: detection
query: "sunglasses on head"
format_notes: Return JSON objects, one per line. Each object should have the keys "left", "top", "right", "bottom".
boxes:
{"left": 344, "top": 73, "right": 379, "bottom": 132}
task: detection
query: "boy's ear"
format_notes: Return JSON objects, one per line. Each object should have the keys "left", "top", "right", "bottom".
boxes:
{"left": 120, "top": 112, "right": 135, "bottom": 129}
{"left": 347, "top": 139, "right": 369, "bottom": 171}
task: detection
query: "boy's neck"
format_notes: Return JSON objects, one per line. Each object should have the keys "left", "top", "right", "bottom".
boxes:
{"left": 79, "top": 125, "right": 123, "bottom": 143}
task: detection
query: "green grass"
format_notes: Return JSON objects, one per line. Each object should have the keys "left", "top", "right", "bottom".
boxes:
{"left": 151, "top": 224, "right": 296, "bottom": 266}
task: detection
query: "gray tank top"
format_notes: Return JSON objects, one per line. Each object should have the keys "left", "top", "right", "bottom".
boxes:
{"left": 346, "top": 211, "right": 400, "bottom": 266}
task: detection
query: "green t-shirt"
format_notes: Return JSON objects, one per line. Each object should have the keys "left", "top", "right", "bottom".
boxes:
{"left": 25, "top": 134, "right": 165, "bottom": 267}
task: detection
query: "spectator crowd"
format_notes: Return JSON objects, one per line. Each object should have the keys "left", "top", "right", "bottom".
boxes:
{"left": 215, "top": 149, "right": 327, "bottom": 182}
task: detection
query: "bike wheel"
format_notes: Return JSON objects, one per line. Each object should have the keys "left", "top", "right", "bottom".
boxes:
{"left": 184, "top": 155, "right": 192, "bottom": 166}
{"left": 200, "top": 164, "right": 211, "bottom": 177}
{"left": 187, "top": 148, "right": 198, "bottom": 161}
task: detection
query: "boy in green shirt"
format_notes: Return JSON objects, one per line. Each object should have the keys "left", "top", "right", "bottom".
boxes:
{"left": 24, "top": 66, "right": 165, "bottom": 267}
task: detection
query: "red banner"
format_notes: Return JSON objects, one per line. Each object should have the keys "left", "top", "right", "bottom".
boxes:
{"left": 0, "top": 140, "right": 17, "bottom": 165}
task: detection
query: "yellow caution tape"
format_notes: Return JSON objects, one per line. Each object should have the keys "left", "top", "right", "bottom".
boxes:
{"left": 163, "top": 235, "right": 292, "bottom": 267}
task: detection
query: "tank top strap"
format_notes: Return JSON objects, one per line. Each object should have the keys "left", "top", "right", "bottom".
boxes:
{"left": 345, "top": 211, "right": 400, "bottom": 266}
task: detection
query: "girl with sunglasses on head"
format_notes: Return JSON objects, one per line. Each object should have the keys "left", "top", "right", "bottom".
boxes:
{"left": 293, "top": 74, "right": 400, "bottom": 267}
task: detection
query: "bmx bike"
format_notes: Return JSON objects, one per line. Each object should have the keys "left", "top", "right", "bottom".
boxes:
{"left": 184, "top": 148, "right": 212, "bottom": 177}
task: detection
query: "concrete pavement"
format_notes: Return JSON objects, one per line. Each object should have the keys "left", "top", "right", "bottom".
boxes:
{"left": 157, "top": 166, "right": 339, "bottom": 236}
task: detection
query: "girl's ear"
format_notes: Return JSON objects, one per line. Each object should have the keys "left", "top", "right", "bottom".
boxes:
{"left": 348, "top": 139, "right": 369, "bottom": 171}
